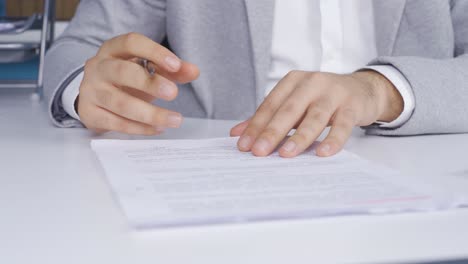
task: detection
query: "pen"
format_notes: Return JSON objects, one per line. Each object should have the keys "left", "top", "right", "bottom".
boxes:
{"left": 137, "top": 58, "right": 156, "bottom": 76}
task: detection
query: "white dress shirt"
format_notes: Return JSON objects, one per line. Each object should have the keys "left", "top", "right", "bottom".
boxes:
{"left": 267, "top": 0, "right": 415, "bottom": 127}
{"left": 62, "top": 0, "right": 415, "bottom": 127}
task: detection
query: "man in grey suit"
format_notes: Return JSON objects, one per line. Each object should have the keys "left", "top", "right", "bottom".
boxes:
{"left": 44, "top": 0, "right": 468, "bottom": 158}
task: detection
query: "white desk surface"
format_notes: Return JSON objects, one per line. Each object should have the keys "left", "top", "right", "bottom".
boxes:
{"left": 1, "top": 90, "right": 468, "bottom": 264}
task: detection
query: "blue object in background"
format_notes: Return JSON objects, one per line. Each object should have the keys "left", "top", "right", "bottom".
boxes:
{"left": 0, "top": 0, "right": 39, "bottom": 81}
{"left": 0, "top": 58, "right": 39, "bottom": 80}
{"left": 0, "top": 0, "right": 4, "bottom": 16}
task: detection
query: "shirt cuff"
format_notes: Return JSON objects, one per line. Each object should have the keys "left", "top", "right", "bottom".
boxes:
{"left": 363, "top": 65, "right": 415, "bottom": 128}
{"left": 61, "top": 71, "right": 83, "bottom": 121}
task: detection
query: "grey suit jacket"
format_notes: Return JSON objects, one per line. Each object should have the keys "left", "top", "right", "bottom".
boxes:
{"left": 44, "top": 0, "right": 468, "bottom": 136}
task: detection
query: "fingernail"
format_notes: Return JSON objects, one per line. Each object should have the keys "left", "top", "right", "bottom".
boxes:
{"left": 158, "top": 81, "right": 176, "bottom": 98}
{"left": 319, "top": 144, "right": 332, "bottom": 156}
{"left": 166, "top": 113, "right": 182, "bottom": 128}
{"left": 238, "top": 136, "right": 252, "bottom": 150}
{"left": 253, "top": 138, "right": 271, "bottom": 154}
{"left": 282, "top": 141, "right": 297, "bottom": 153}
{"left": 165, "top": 56, "right": 181, "bottom": 72}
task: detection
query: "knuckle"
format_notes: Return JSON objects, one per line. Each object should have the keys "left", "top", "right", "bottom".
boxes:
{"left": 260, "top": 98, "right": 275, "bottom": 111}
{"left": 257, "top": 106, "right": 271, "bottom": 117}
{"left": 296, "top": 79, "right": 313, "bottom": 91}
{"left": 311, "top": 96, "right": 334, "bottom": 113}
{"left": 340, "top": 109, "right": 357, "bottom": 124}
{"left": 320, "top": 98, "right": 334, "bottom": 111}
{"left": 281, "top": 102, "right": 299, "bottom": 114}
{"left": 84, "top": 57, "right": 99, "bottom": 71}
{"left": 293, "top": 131, "right": 313, "bottom": 144}
{"left": 113, "top": 61, "right": 128, "bottom": 77}
{"left": 341, "top": 107, "right": 356, "bottom": 118}
{"left": 304, "top": 71, "right": 319, "bottom": 82}
{"left": 258, "top": 99, "right": 278, "bottom": 115}
{"left": 95, "top": 89, "right": 113, "bottom": 107}
{"left": 261, "top": 127, "right": 282, "bottom": 141}
{"left": 330, "top": 81, "right": 345, "bottom": 92}
{"left": 122, "top": 32, "right": 140, "bottom": 49}
{"left": 294, "top": 72, "right": 328, "bottom": 94}
{"left": 243, "top": 122, "right": 262, "bottom": 137}
{"left": 113, "top": 61, "right": 132, "bottom": 77}
{"left": 285, "top": 70, "right": 303, "bottom": 80}
{"left": 308, "top": 108, "right": 329, "bottom": 124}
{"left": 98, "top": 41, "right": 110, "bottom": 54}
{"left": 305, "top": 71, "right": 325, "bottom": 83}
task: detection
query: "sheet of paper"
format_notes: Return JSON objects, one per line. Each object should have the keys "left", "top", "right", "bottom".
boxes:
{"left": 91, "top": 137, "right": 457, "bottom": 228}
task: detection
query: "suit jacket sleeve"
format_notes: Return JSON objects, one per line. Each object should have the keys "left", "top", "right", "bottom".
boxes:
{"left": 44, "top": 0, "right": 167, "bottom": 127}
{"left": 364, "top": 0, "right": 468, "bottom": 136}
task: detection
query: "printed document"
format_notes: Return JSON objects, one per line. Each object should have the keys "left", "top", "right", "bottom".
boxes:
{"left": 91, "top": 137, "right": 458, "bottom": 228}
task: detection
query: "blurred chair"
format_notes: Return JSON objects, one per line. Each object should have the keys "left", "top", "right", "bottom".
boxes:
{"left": 0, "top": 0, "right": 55, "bottom": 99}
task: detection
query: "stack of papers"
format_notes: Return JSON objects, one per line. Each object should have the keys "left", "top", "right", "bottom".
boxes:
{"left": 91, "top": 137, "right": 463, "bottom": 228}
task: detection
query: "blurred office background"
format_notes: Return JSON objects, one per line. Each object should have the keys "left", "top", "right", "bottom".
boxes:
{"left": 0, "top": 0, "right": 79, "bottom": 82}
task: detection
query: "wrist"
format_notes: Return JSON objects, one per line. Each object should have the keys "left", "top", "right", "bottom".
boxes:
{"left": 353, "top": 70, "right": 403, "bottom": 123}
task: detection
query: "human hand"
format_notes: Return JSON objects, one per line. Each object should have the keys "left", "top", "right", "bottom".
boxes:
{"left": 231, "top": 70, "right": 403, "bottom": 157}
{"left": 77, "top": 32, "right": 200, "bottom": 135}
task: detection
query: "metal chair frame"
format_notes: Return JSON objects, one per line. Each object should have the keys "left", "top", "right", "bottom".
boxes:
{"left": 0, "top": 0, "right": 55, "bottom": 98}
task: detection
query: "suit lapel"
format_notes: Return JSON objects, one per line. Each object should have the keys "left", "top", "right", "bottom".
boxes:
{"left": 373, "top": 0, "right": 407, "bottom": 55}
{"left": 244, "top": 0, "right": 275, "bottom": 106}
